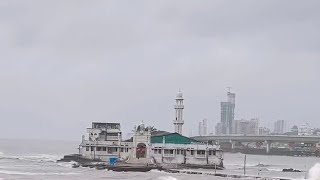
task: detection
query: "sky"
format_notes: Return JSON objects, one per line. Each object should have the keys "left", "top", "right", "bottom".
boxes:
{"left": 0, "top": 0, "right": 319, "bottom": 140}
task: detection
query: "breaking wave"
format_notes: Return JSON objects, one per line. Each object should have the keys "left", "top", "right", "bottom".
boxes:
{"left": 309, "top": 163, "right": 320, "bottom": 180}
{"left": 0, "top": 154, "right": 61, "bottom": 163}
{"left": 17, "top": 154, "right": 61, "bottom": 163}
{"left": 0, "top": 170, "right": 77, "bottom": 176}
{"left": 266, "top": 168, "right": 283, "bottom": 172}
{"left": 158, "top": 176, "right": 177, "bottom": 180}
{"left": 57, "top": 161, "right": 78, "bottom": 168}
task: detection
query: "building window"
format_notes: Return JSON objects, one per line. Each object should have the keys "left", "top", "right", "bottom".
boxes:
{"left": 177, "top": 150, "right": 180, "bottom": 155}
{"left": 190, "top": 150, "right": 194, "bottom": 155}
{"left": 164, "top": 149, "right": 174, "bottom": 154}
{"left": 197, "top": 150, "right": 205, "bottom": 155}
{"left": 91, "top": 146, "right": 94, "bottom": 151}
{"left": 211, "top": 150, "right": 216, "bottom": 156}
{"left": 108, "top": 147, "right": 117, "bottom": 154}
{"left": 86, "top": 147, "right": 89, "bottom": 151}
{"left": 121, "top": 148, "right": 124, "bottom": 152}
{"left": 103, "top": 147, "right": 107, "bottom": 151}
{"left": 154, "top": 149, "right": 157, "bottom": 154}
{"left": 97, "top": 147, "right": 101, "bottom": 151}
{"left": 158, "top": 149, "right": 161, "bottom": 154}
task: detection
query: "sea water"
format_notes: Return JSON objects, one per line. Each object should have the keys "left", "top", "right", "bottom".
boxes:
{"left": 1, "top": 138, "right": 320, "bottom": 180}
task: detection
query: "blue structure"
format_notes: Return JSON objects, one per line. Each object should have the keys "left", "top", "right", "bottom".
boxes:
{"left": 109, "top": 157, "right": 118, "bottom": 166}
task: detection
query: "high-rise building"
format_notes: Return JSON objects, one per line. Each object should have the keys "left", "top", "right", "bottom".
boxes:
{"left": 233, "top": 118, "right": 259, "bottom": 135}
{"left": 273, "top": 120, "right": 285, "bottom": 134}
{"left": 258, "top": 127, "right": 270, "bottom": 135}
{"left": 291, "top": 125, "right": 299, "bottom": 135}
{"left": 220, "top": 91, "right": 235, "bottom": 134}
{"left": 198, "top": 119, "right": 208, "bottom": 136}
{"left": 215, "top": 123, "right": 222, "bottom": 135}
{"left": 173, "top": 90, "right": 184, "bottom": 134}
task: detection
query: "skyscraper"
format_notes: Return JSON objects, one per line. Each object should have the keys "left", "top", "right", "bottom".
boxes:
{"left": 220, "top": 91, "right": 235, "bottom": 134}
{"left": 273, "top": 120, "right": 285, "bottom": 134}
{"left": 198, "top": 119, "right": 208, "bottom": 136}
{"left": 173, "top": 90, "right": 184, "bottom": 134}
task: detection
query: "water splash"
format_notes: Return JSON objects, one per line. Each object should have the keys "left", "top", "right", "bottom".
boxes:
{"left": 158, "top": 176, "right": 177, "bottom": 180}
{"left": 309, "top": 163, "right": 320, "bottom": 180}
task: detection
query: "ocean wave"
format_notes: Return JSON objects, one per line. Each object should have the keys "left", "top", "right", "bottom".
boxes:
{"left": 266, "top": 168, "right": 283, "bottom": 172}
{"left": 309, "top": 163, "right": 320, "bottom": 180}
{"left": 0, "top": 170, "right": 78, "bottom": 176}
{"left": 158, "top": 176, "right": 177, "bottom": 180}
{"left": 18, "top": 154, "right": 61, "bottom": 163}
{"left": 0, "top": 154, "right": 61, "bottom": 163}
{"left": 57, "top": 161, "right": 78, "bottom": 168}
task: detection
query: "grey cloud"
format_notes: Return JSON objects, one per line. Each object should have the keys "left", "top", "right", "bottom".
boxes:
{"left": 0, "top": 0, "right": 319, "bottom": 140}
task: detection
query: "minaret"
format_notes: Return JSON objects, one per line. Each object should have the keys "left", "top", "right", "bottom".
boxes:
{"left": 174, "top": 90, "right": 184, "bottom": 134}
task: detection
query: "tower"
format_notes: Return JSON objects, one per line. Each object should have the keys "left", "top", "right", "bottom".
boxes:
{"left": 220, "top": 89, "right": 235, "bottom": 134}
{"left": 174, "top": 90, "right": 184, "bottom": 134}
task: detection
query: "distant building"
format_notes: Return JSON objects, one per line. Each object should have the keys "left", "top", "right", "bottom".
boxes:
{"left": 220, "top": 91, "right": 235, "bottom": 134}
{"left": 291, "top": 125, "right": 299, "bottom": 135}
{"left": 215, "top": 123, "right": 222, "bottom": 135}
{"left": 198, "top": 119, "right": 208, "bottom": 136}
{"left": 273, "top": 120, "right": 285, "bottom": 134}
{"left": 233, "top": 118, "right": 259, "bottom": 135}
{"left": 258, "top": 127, "right": 270, "bottom": 135}
{"left": 298, "top": 123, "right": 313, "bottom": 136}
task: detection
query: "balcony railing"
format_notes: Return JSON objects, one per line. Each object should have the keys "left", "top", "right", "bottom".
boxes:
{"left": 163, "top": 153, "right": 175, "bottom": 157}
{"left": 106, "top": 136, "right": 120, "bottom": 141}
{"left": 195, "top": 154, "right": 206, "bottom": 158}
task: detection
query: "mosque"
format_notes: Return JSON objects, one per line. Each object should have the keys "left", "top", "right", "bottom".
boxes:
{"left": 79, "top": 90, "right": 224, "bottom": 167}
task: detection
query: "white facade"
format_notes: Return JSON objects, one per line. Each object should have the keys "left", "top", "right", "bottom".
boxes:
{"left": 258, "top": 127, "right": 270, "bottom": 135}
{"left": 198, "top": 119, "right": 208, "bottom": 136}
{"left": 233, "top": 118, "right": 259, "bottom": 135}
{"left": 174, "top": 90, "right": 184, "bottom": 134}
{"left": 298, "top": 123, "right": 313, "bottom": 136}
{"left": 80, "top": 121, "right": 224, "bottom": 167}
{"left": 81, "top": 122, "right": 132, "bottom": 161}
{"left": 132, "top": 122, "right": 151, "bottom": 159}
{"left": 151, "top": 143, "right": 223, "bottom": 166}
{"left": 274, "top": 120, "right": 285, "bottom": 134}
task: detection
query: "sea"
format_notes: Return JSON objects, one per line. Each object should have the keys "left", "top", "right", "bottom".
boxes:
{"left": 1, "top": 138, "right": 320, "bottom": 180}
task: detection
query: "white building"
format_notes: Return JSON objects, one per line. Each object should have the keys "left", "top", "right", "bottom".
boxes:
{"left": 198, "top": 119, "right": 208, "bottom": 136}
{"left": 80, "top": 121, "right": 223, "bottom": 167}
{"left": 298, "top": 123, "right": 313, "bottom": 136}
{"left": 273, "top": 120, "right": 285, "bottom": 134}
{"left": 233, "top": 118, "right": 259, "bottom": 135}
{"left": 258, "top": 127, "right": 270, "bottom": 135}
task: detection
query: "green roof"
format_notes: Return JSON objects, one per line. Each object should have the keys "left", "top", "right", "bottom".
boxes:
{"left": 151, "top": 133, "right": 199, "bottom": 144}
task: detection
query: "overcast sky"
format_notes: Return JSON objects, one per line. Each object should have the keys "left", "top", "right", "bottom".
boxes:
{"left": 0, "top": 0, "right": 319, "bottom": 140}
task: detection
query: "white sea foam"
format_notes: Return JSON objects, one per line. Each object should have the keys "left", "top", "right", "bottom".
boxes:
{"left": 158, "top": 176, "right": 177, "bottom": 180}
{"left": 57, "top": 161, "right": 77, "bottom": 168}
{"left": 309, "top": 163, "right": 320, "bottom": 180}
{"left": 0, "top": 151, "right": 4, "bottom": 155}
{"left": 267, "top": 168, "right": 283, "bottom": 172}
{"left": 17, "top": 154, "right": 61, "bottom": 163}
{"left": 0, "top": 170, "right": 77, "bottom": 176}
